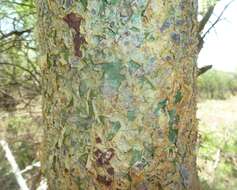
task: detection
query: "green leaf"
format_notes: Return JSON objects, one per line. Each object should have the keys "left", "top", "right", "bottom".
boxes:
{"left": 106, "top": 121, "right": 121, "bottom": 141}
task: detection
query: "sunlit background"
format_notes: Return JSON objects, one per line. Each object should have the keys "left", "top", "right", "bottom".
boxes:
{"left": 198, "top": 0, "right": 237, "bottom": 72}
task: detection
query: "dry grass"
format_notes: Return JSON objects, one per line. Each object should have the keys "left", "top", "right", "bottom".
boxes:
{"left": 198, "top": 96, "right": 237, "bottom": 127}
{"left": 197, "top": 96, "right": 237, "bottom": 190}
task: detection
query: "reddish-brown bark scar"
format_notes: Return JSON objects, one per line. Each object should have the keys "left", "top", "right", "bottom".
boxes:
{"left": 63, "top": 12, "right": 82, "bottom": 32}
{"left": 63, "top": 12, "right": 85, "bottom": 58}
{"left": 94, "top": 148, "right": 115, "bottom": 166}
{"left": 74, "top": 33, "right": 86, "bottom": 57}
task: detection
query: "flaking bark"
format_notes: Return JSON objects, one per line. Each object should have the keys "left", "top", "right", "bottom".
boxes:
{"left": 36, "top": 0, "right": 200, "bottom": 189}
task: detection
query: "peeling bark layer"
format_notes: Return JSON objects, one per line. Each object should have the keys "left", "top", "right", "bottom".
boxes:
{"left": 36, "top": 0, "right": 200, "bottom": 189}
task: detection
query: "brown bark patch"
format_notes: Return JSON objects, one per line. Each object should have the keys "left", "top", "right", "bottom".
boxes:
{"left": 107, "top": 167, "right": 115, "bottom": 176}
{"left": 63, "top": 12, "right": 85, "bottom": 58}
{"left": 96, "top": 175, "right": 112, "bottom": 186}
{"left": 94, "top": 148, "right": 115, "bottom": 166}
{"left": 96, "top": 137, "right": 102, "bottom": 143}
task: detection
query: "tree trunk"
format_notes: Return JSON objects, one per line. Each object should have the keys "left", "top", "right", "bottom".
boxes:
{"left": 36, "top": 0, "right": 200, "bottom": 189}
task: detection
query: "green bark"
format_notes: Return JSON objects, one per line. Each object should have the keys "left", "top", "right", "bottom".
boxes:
{"left": 36, "top": 0, "right": 200, "bottom": 189}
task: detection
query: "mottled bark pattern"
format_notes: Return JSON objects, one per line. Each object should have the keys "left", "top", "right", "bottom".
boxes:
{"left": 36, "top": 0, "right": 199, "bottom": 189}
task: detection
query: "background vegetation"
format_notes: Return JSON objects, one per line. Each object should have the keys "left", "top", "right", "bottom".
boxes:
{"left": 0, "top": 0, "right": 236, "bottom": 190}
{"left": 198, "top": 70, "right": 237, "bottom": 99}
{"left": 197, "top": 97, "right": 237, "bottom": 190}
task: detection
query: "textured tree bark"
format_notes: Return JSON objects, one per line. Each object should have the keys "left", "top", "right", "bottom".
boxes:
{"left": 36, "top": 0, "right": 200, "bottom": 189}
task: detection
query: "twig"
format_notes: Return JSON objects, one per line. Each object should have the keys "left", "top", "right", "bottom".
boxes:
{"left": 0, "top": 139, "right": 30, "bottom": 190}
{"left": 198, "top": 6, "right": 215, "bottom": 33}
{"left": 202, "top": 0, "right": 235, "bottom": 39}
{"left": 0, "top": 28, "right": 33, "bottom": 40}
{"left": 20, "top": 162, "right": 41, "bottom": 174}
{"left": 0, "top": 61, "right": 41, "bottom": 86}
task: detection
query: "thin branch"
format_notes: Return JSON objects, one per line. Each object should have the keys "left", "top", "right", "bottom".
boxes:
{"left": 198, "top": 6, "right": 215, "bottom": 33}
{"left": 0, "top": 62, "right": 40, "bottom": 85}
{"left": 202, "top": 0, "right": 235, "bottom": 39}
{"left": 0, "top": 140, "right": 30, "bottom": 190}
{"left": 20, "top": 162, "right": 41, "bottom": 174}
{"left": 0, "top": 28, "right": 33, "bottom": 40}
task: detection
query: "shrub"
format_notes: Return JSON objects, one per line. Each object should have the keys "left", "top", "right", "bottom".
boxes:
{"left": 198, "top": 70, "right": 237, "bottom": 100}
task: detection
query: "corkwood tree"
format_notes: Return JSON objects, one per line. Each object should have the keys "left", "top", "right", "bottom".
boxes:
{"left": 36, "top": 0, "right": 205, "bottom": 189}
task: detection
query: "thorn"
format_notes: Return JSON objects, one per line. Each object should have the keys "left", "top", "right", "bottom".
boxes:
{"left": 197, "top": 65, "right": 212, "bottom": 76}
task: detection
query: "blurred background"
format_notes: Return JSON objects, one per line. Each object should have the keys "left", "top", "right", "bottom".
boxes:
{"left": 0, "top": 0, "right": 236, "bottom": 189}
